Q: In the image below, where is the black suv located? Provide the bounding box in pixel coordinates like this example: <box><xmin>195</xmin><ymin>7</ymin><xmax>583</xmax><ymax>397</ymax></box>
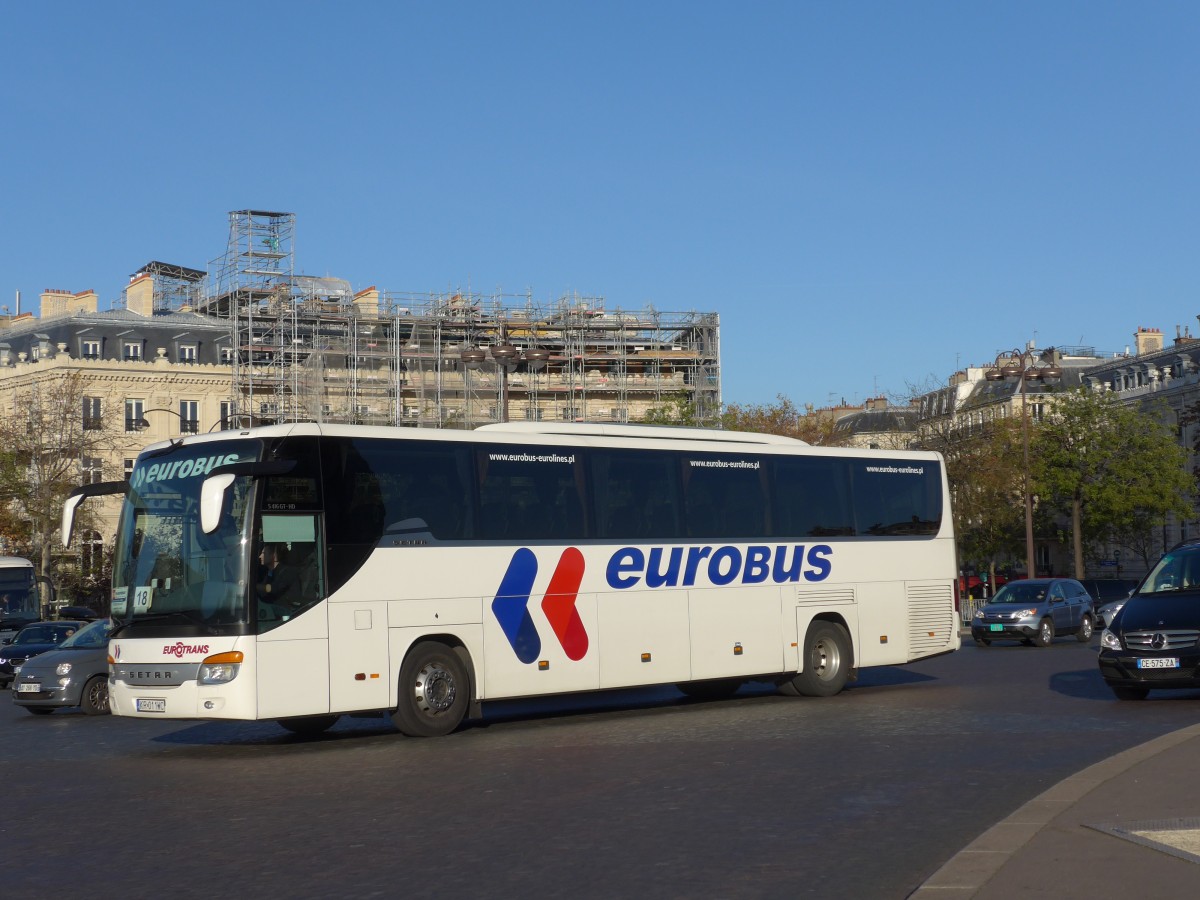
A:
<box><xmin>1099</xmin><ymin>540</ymin><xmax>1200</xmax><ymax>700</ymax></box>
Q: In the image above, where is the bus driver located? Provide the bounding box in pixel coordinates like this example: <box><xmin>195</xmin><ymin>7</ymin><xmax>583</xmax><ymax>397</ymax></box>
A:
<box><xmin>256</xmin><ymin>543</ymin><xmax>299</xmax><ymax>607</ymax></box>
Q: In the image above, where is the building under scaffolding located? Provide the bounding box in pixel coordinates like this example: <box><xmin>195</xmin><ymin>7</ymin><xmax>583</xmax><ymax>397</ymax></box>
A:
<box><xmin>199</xmin><ymin>210</ymin><xmax>722</xmax><ymax>428</ymax></box>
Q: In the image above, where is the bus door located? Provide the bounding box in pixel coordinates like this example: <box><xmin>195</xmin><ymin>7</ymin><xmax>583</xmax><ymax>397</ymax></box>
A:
<box><xmin>255</xmin><ymin>512</ymin><xmax>334</xmax><ymax>719</ymax></box>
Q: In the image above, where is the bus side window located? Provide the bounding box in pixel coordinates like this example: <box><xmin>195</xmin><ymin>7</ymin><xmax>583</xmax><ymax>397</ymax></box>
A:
<box><xmin>771</xmin><ymin>457</ymin><xmax>854</xmax><ymax>538</ymax></box>
<box><xmin>591</xmin><ymin>449</ymin><xmax>680</xmax><ymax>541</ymax></box>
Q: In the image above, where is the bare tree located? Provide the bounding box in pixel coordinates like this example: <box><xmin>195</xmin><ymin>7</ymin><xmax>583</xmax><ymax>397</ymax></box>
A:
<box><xmin>0</xmin><ymin>372</ymin><xmax>122</xmax><ymax>578</ymax></box>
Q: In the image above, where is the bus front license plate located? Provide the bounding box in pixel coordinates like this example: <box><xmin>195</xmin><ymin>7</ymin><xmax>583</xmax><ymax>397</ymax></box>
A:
<box><xmin>136</xmin><ymin>698</ymin><xmax>167</xmax><ymax>713</ymax></box>
<box><xmin>1137</xmin><ymin>658</ymin><xmax>1179</xmax><ymax>669</ymax></box>
<box><xmin>989</xmin><ymin>624</ymin><xmax>1003</xmax><ymax>632</ymax></box>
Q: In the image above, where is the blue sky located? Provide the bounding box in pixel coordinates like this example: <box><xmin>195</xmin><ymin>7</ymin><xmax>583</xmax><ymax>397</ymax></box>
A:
<box><xmin>3</xmin><ymin>2</ymin><xmax>1197</xmax><ymax>407</ymax></box>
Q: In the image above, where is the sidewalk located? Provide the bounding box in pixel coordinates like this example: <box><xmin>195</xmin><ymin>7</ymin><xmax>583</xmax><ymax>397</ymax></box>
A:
<box><xmin>912</xmin><ymin>722</ymin><xmax>1200</xmax><ymax>898</ymax></box>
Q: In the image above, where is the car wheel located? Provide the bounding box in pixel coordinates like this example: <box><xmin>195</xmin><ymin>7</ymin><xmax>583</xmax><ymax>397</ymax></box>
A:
<box><xmin>391</xmin><ymin>641</ymin><xmax>471</xmax><ymax>737</ymax></box>
<box><xmin>1111</xmin><ymin>685</ymin><xmax>1149</xmax><ymax>701</ymax></box>
<box><xmin>785</xmin><ymin>621</ymin><xmax>852</xmax><ymax>697</ymax></box>
<box><xmin>81</xmin><ymin>675</ymin><xmax>110</xmax><ymax>715</ymax></box>
<box><xmin>1035</xmin><ymin>619</ymin><xmax>1054</xmax><ymax>647</ymax></box>
<box><xmin>25</xmin><ymin>707</ymin><xmax>54</xmax><ymax>716</ymax></box>
<box><xmin>679</xmin><ymin>678</ymin><xmax>743</xmax><ymax>700</ymax></box>
<box><xmin>278</xmin><ymin>715</ymin><xmax>341</xmax><ymax>736</ymax></box>
<box><xmin>1076</xmin><ymin>615</ymin><xmax>1095</xmax><ymax>643</ymax></box>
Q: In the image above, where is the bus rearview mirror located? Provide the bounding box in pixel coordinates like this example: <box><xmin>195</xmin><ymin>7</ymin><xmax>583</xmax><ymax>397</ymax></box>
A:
<box><xmin>200</xmin><ymin>473</ymin><xmax>238</xmax><ymax>534</ymax></box>
<box><xmin>61</xmin><ymin>480</ymin><xmax>130</xmax><ymax>548</ymax></box>
<box><xmin>61</xmin><ymin>494</ymin><xmax>85</xmax><ymax>548</ymax></box>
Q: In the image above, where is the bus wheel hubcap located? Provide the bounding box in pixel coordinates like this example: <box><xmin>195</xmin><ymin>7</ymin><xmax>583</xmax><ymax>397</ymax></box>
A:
<box><xmin>415</xmin><ymin>664</ymin><xmax>456</xmax><ymax>714</ymax></box>
<box><xmin>814</xmin><ymin>640</ymin><xmax>839</xmax><ymax>680</ymax></box>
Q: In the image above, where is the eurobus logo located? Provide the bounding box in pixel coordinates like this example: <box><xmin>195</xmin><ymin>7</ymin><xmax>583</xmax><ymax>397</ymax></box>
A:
<box><xmin>492</xmin><ymin>548</ymin><xmax>587</xmax><ymax>665</ymax></box>
<box><xmin>492</xmin><ymin>544</ymin><xmax>834</xmax><ymax>664</ymax></box>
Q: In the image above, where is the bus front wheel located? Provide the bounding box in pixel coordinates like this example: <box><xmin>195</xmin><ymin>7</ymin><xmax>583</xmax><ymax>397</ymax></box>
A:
<box><xmin>787</xmin><ymin>621</ymin><xmax>852</xmax><ymax>698</ymax></box>
<box><xmin>392</xmin><ymin>641</ymin><xmax>470</xmax><ymax>737</ymax></box>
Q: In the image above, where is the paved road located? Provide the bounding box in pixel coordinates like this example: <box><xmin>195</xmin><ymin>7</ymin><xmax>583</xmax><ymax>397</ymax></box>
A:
<box><xmin>4</xmin><ymin>637</ymin><xmax>1199</xmax><ymax>899</ymax></box>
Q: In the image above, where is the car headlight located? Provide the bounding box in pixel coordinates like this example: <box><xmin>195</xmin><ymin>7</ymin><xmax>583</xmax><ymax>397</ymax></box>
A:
<box><xmin>56</xmin><ymin>662</ymin><xmax>72</xmax><ymax>676</ymax></box>
<box><xmin>198</xmin><ymin>651</ymin><xmax>244</xmax><ymax>685</ymax></box>
<box><xmin>1100</xmin><ymin>629</ymin><xmax>1122</xmax><ymax>651</ymax></box>
<box><xmin>1013</xmin><ymin>608</ymin><xmax>1038</xmax><ymax>619</ymax></box>
<box><xmin>973</xmin><ymin>609</ymin><xmax>983</xmax><ymax>619</ymax></box>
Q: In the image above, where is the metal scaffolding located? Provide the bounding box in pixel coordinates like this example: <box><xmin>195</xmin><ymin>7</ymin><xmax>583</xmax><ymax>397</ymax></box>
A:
<box><xmin>202</xmin><ymin>210</ymin><xmax>721</xmax><ymax>428</ymax></box>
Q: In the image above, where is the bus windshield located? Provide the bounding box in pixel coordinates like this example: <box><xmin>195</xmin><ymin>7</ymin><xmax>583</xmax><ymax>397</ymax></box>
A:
<box><xmin>0</xmin><ymin>561</ymin><xmax>39</xmax><ymax>621</ymax></box>
<box><xmin>112</xmin><ymin>440</ymin><xmax>261</xmax><ymax>631</ymax></box>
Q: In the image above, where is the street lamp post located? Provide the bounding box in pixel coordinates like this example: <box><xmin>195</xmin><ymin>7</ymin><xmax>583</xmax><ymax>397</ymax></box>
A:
<box><xmin>985</xmin><ymin>347</ymin><xmax>1062</xmax><ymax>579</ymax></box>
<box><xmin>489</xmin><ymin>343</ymin><xmax>520</xmax><ymax>423</ymax></box>
<box><xmin>137</xmin><ymin>407</ymin><xmax>190</xmax><ymax>434</ymax></box>
<box><xmin>461</xmin><ymin>343</ymin><xmax>523</xmax><ymax>424</ymax></box>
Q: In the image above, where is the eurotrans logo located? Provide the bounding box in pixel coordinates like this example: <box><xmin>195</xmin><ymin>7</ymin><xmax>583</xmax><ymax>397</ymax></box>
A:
<box><xmin>162</xmin><ymin>642</ymin><xmax>210</xmax><ymax>658</ymax></box>
<box><xmin>492</xmin><ymin>544</ymin><xmax>833</xmax><ymax>664</ymax></box>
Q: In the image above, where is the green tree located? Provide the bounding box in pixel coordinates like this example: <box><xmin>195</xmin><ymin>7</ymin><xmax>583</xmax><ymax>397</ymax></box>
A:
<box><xmin>1032</xmin><ymin>388</ymin><xmax>1194</xmax><ymax>578</ymax></box>
<box><xmin>917</xmin><ymin>411</ymin><xmax>1026</xmax><ymax>585</ymax></box>
<box><xmin>721</xmin><ymin>394</ymin><xmax>847</xmax><ymax>445</ymax></box>
<box><xmin>641</xmin><ymin>393</ymin><xmax>711</xmax><ymax>427</ymax></box>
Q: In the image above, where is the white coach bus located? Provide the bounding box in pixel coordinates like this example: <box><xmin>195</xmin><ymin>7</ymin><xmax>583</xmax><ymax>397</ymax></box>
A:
<box><xmin>62</xmin><ymin>422</ymin><xmax>959</xmax><ymax>736</ymax></box>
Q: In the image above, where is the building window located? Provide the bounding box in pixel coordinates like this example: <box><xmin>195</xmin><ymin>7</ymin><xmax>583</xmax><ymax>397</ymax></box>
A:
<box><xmin>178</xmin><ymin>344</ymin><xmax>197</xmax><ymax>363</ymax></box>
<box><xmin>123</xmin><ymin>342</ymin><xmax>142</xmax><ymax>361</ymax></box>
<box><xmin>220</xmin><ymin>347</ymin><xmax>234</xmax><ymax>364</ymax></box>
<box><xmin>124</xmin><ymin>458</ymin><xmax>135</xmax><ymax>480</ymax></box>
<box><xmin>82</xmin><ymin>396</ymin><xmax>102</xmax><ymax>430</ymax></box>
<box><xmin>81</xmin><ymin>339</ymin><xmax>100</xmax><ymax>360</ymax></box>
<box><xmin>180</xmin><ymin>400</ymin><xmax>199</xmax><ymax>434</ymax></box>
<box><xmin>81</xmin><ymin>456</ymin><xmax>104</xmax><ymax>485</ymax></box>
<box><xmin>220</xmin><ymin>400</ymin><xmax>234</xmax><ymax>430</ymax></box>
<box><xmin>125</xmin><ymin>399</ymin><xmax>145</xmax><ymax>432</ymax></box>
<box><xmin>81</xmin><ymin>530</ymin><xmax>105</xmax><ymax>578</ymax></box>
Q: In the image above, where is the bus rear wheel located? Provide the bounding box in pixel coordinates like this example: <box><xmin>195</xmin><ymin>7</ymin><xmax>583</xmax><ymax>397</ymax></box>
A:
<box><xmin>392</xmin><ymin>641</ymin><xmax>470</xmax><ymax>737</ymax></box>
<box><xmin>786</xmin><ymin>621</ymin><xmax>852</xmax><ymax>697</ymax></box>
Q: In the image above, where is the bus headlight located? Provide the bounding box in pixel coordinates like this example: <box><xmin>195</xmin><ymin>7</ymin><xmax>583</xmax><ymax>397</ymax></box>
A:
<box><xmin>199</xmin><ymin>651</ymin><xmax>244</xmax><ymax>685</ymax></box>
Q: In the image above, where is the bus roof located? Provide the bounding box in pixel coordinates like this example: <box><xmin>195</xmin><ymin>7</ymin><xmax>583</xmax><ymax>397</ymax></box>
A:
<box><xmin>0</xmin><ymin>556</ymin><xmax>33</xmax><ymax>569</ymax></box>
<box><xmin>138</xmin><ymin>421</ymin><xmax>945</xmax><ymax>461</ymax></box>
<box><xmin>475</xmin><ymin>422</ymin><xmax>807</xmax><ymax>446</ymax></box>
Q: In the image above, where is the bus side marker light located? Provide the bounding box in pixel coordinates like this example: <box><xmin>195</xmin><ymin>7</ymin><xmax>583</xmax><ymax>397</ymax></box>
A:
<box><xmin>880</xmin><ymin>636</ymin><xmax>888</xmax><ymax>644</ymax></box>
<box><xmin>538</xmin><ymin>660</ymin><xmax>550</xmax><ymax>671</ymax></box>
<box><xmin>641</xmin><ymin>652</ymin><xmax>652</xmax><ymax>663</ymax></box>
<box><xmin>733</xmin><ymin>643</ymin><xmax>743</xmax><ymax>656</ymax></box>
<box><xmin>355</xmin><ymin>673</ymin><xmax>365</xmax><ymax>681</ymax></box>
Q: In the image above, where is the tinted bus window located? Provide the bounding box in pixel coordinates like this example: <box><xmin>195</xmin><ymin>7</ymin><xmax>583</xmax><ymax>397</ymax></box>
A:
<box><xmin>322</xmin><ymin>439</ymin><xmax>473</xmax><ymax>590</ymax></box>
<box><xmin>771</xmin><ymin>457</ymin><xmax>855</xmax><ymax>537</ymax></box>
<box><xmin>681</xmin><ymin>453</ymin><xmax>767</xmax><ymax>539</ymax></box>
<box><xmin>476</xmin><ymin>445</ymin><xmax>587</xmax><ymax>541</ymax></box>
<box><xmin>850</xmin><ymin>458</ymin><xmax>942</xmax><ymax>536</ymax></box>
<box><xmin>591</xmin><ymin>450</ymin><xmax>681</xmax><ymax>540</ymax></box>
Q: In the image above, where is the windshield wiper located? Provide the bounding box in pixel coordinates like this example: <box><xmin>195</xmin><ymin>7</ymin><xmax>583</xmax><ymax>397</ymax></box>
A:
<box><xmin>110</xmin><ymin>610</ymin><xmax>212</xmax><ymax>637</ymax></box>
